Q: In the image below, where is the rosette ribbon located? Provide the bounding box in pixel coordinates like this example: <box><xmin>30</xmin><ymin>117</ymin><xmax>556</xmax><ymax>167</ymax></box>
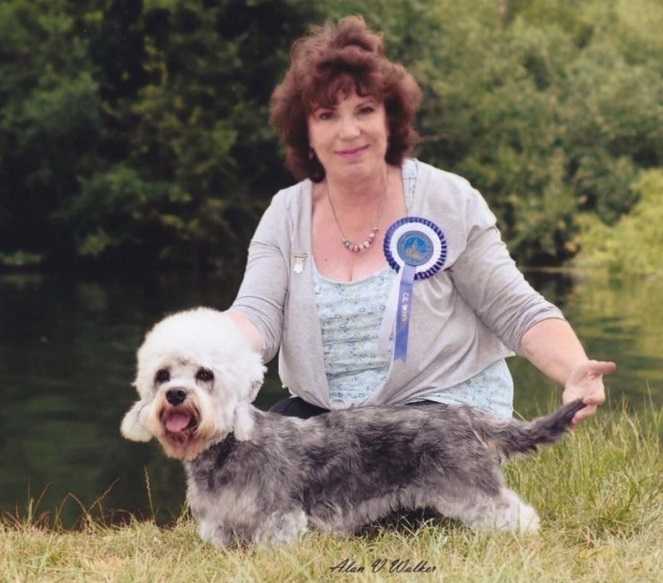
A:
<box><xmin>380</xmin><ymin>217</ymin><xmax>447</xmax><ymax>361</ymax></box>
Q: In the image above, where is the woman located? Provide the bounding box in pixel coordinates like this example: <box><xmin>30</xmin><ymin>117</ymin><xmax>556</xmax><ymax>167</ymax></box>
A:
<box><xmin>228</xmin><ymin>16</ymin><xmax>615</xmax><ymax>423</ymax></box>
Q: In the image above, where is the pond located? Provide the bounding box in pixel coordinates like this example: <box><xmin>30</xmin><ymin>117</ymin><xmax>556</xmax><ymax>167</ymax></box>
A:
<box><xmin>1</xmin><ymin>269</ymin><xmax>661</xmax><ymax>528</ymax></box>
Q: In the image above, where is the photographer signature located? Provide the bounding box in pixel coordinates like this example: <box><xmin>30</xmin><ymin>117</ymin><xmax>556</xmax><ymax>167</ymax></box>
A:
<box><xmin>330</xmin><ymin>557</ymin><xmax>436</xmax><ymax>575</ymax></box>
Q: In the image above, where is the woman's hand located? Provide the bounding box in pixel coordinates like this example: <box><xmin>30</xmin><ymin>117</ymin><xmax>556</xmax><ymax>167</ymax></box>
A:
<box><xmin>520</xmin><ymin>320</ymin><xmax>617</xmax><ymax>425</ymax></box>
<box><xmin>562</xmin><ymin>360</ymin><xmax>617</xmax><ymax>426</ymax></box>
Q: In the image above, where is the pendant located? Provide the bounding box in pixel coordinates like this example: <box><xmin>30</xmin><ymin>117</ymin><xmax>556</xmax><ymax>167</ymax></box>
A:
<box><xmin>342</xmin><ymin>227</ymin><xmax>379</xmax><ymax>253</ymax></box>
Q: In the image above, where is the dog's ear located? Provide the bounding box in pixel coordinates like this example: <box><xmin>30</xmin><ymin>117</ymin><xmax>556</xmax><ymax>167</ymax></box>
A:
<box><xmin>120</xmin><ymin>400</ymin><xmax>153</xmax><ymax>442</ymax></box>
<box><xmin>221</xmin><ymin>348</ymin><xmax>266</xmax><ymax>404</ymax></box>
<box><xmin>246</xmin><ymin>359</ymin><xmax>267</xmax><ymax>403</ymax></box>
<box><xmin>233</xmin><ymin>401</ymin><xmax>256</xmax><ymax>441</ymax></box>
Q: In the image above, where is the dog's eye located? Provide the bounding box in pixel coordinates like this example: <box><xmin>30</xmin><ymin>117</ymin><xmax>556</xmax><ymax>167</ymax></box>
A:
<box><xmin>196</xmin><ymin>368</ymin><xmax>214</xmax><ymax>383</ymax></box>
<box><xmin>155</xmin><ymin>369</ymin><xmax>170</xmax><ymax>384</ymax></box>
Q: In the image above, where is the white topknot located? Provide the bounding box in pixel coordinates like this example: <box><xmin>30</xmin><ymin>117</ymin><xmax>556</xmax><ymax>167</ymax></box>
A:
<box><xmin>133</xmin><ymin>307</ymin><xmax>264</xmax><ymax>403</ymax></box>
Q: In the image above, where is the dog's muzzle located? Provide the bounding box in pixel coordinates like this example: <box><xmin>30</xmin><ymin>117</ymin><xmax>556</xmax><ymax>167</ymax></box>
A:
<box><xmin>160</xmin><ymin>390</ymin><xmax>200</xmax><ymax>446</ymax></box>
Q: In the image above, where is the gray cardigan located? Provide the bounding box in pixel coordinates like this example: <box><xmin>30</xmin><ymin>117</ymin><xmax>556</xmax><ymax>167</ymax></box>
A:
<box><xmin>232</xmin><ymin>160</ymin><xmax>564</xmax><ymax>409</ymax></box>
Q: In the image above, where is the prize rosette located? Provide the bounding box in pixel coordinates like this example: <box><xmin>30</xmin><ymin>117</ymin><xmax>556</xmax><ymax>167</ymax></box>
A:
<box><xmin>381</xmin><ymin>217</ymin><xmax>447</xmax><ymax>361</ymax></box>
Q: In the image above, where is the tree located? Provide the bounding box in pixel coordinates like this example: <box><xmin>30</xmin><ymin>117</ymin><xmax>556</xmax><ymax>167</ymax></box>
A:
<box><xmin>0</xmin><ymin>0</ymin><xmax>102</xmax><ymax>264</ymax></box>
<box><xmin>2</xmin><ymin>0</ymin><xmax>320</xmax><ymax>270</ymax></box>
<box><xmin>61</xmin><ymin>0</ymin><xmax>322</xmax><ymax>270</ymax></box>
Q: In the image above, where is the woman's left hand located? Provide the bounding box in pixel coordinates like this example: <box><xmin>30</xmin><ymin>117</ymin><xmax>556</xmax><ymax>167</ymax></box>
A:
<box><xmin>562</xmin><ymin>360</ymin><xmax>617</xmax><ymax>426</ymax></box>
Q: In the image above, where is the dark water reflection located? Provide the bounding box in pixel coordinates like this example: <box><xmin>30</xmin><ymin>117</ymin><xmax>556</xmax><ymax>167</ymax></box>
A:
<box><xmin>1</xmin><ymin>269</ymin><xmax>661</xmax><ymax>528</ymax></box>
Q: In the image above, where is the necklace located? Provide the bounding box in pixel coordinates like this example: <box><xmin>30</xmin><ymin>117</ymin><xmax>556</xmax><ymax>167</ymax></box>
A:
<box><xmin>327</xmin><ymin>171</ymin><xmax>387</xmax><ymax>253</ymax></box>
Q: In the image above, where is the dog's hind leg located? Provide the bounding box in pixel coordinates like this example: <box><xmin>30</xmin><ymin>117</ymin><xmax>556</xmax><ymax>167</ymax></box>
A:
<box><xmin>475</xmin><ymin>488</ymin><xmax>540</xmax><ymax>533</ymax></box>
<box><xmin>431</xmin><ymin>487</ymin><xmax>540</xmax><ymax>534</ymax></box>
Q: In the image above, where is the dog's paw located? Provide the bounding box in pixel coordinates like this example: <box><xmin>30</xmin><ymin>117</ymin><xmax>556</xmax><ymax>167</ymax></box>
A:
<box><xmin>515</xmin><ymin>504</ymin><xmax>540</xmax><ymax>534</ymax></box>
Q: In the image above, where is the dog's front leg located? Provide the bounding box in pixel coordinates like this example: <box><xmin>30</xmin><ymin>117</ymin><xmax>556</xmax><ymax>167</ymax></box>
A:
<box><xmin>198</xmin><ymin>518</ymin><xmax>233</xmax><ymax>548</ymax></box>
<box><xmin>254</xmin><ymin>508</ymin><xmax>309</xmax><ymax>546</ymax></box>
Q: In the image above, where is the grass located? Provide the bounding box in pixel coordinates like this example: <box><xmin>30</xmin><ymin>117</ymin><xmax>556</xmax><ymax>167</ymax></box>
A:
<box><xmin>2</xmin><ymin>404</ymin><xmax>663</xmax><ymax>583</ymax></box>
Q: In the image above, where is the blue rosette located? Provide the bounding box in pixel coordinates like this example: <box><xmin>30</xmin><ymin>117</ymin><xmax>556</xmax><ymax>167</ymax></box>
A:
<box><xmin>381</xmin><ymin>217</ymin><xmax>448</xmax><ymax>361</ymax></box>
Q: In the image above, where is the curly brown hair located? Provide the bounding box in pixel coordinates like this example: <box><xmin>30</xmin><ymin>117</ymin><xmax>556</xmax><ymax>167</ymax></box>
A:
<box><xmin>270</xmin><ymin>16</ymin><xmax>422</xmax><ymax>182</ymax></box>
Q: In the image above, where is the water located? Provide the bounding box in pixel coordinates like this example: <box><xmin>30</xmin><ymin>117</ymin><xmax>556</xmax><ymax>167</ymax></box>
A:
<box><xmin>1</xmin><ymin>269</ymin><xmax>661</xmax><ymax>528</ymax></box>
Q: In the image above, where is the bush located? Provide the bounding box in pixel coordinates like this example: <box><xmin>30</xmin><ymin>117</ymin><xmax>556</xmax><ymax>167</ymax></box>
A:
<box><xmin>574</xmin><ymin>169</ymin><xmax>663</xmax><ymax>275</ymax></box>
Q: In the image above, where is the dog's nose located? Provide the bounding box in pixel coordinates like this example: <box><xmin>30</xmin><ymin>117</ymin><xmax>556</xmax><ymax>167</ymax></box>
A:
<box><xmin>166</xmin><ymin>389</ymin><xmax>187</xmax><ymax>406</ymax></box>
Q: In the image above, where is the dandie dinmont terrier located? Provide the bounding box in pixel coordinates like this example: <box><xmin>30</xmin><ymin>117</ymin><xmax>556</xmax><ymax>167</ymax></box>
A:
<box><xmin>121</xmin><ymin>307</ymin><xmax>585</xmax><ymax>547</ymax></box>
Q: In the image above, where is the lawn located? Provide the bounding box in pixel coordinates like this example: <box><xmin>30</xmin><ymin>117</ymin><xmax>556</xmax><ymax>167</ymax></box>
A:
<box><xmin>3</xmin><ymin>404</ymin><xmax>662</xmax><ymax>582</ymax></box>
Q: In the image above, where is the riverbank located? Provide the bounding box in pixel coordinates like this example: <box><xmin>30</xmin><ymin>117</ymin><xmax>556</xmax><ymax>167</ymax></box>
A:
<box><xmin>3</xmin><ymin>405</ymin><xmax>662</xmax><ymax>582</ymax></box>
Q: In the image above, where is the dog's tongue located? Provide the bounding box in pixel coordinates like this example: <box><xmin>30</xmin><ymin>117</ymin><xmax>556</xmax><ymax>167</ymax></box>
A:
<box><xmin>166</xmin><ymin>412</ymin><xmax>191</xmax><ymax>432</ymax></box>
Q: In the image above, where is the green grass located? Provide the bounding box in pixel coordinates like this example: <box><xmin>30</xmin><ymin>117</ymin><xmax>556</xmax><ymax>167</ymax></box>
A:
<box><xmin>3</xmin><ymin>405</ymin><xmax>663</xmax><ymax>583</ymax></box>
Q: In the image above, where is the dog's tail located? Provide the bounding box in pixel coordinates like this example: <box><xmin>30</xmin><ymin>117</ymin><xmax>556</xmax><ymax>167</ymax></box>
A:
<box><xmin>483</xmin><ymin>399</ymin><xmax>585</xmax><ymax>459</ymax></box>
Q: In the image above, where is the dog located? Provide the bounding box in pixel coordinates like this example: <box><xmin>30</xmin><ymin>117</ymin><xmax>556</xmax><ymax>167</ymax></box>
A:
<box><xmin>121</xmin><ymin>307</ymin><xmax>584</xmax><ymax>546</ymax></box>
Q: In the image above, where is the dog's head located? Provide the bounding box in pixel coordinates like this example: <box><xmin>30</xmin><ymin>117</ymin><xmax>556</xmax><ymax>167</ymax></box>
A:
<box><xmin>120</xmin><ymin>308</ymin><xmax>265</xmax><ymax>460</ymax></box>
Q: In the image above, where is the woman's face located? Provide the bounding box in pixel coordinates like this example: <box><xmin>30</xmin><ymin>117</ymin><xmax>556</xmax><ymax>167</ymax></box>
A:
<box><xmin>308</xmin><ymin>89</ymin><xmax>389</xmax><ymax>183</ymax></box>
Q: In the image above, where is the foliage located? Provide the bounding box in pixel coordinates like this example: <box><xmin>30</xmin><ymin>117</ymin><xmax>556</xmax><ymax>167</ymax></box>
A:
<box><xmin>0</xmin><ymin>0</ymin><xmax>102</xmax><ymax>261</ymax></box>
<box><xmin>1</xmin><ymin>0</ymin><xmax>662</xmax><ymax>269</ymax></box>
<box><xmin>79</xmin><ymin>0</ymin><xmax>320</xmax><ymax>269</ymax></box>
<box><xmin>414</xmin><ymin>0</ymin><xmax>663</xmax><ymax>262</ymax></box>
<box><xmin>573</xmin><ymin>169</ymin><xmax>663</xmax><ymax>275</ymax></box>
<box><xmin>0</xmin><ymin>250</ymin><xmax>43</xmax><ymax>267</ymax></box>
<box><xmin>1</xmin><ymin>0</ymin><xmax>319</xmax><ymax>270</ymax></box>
